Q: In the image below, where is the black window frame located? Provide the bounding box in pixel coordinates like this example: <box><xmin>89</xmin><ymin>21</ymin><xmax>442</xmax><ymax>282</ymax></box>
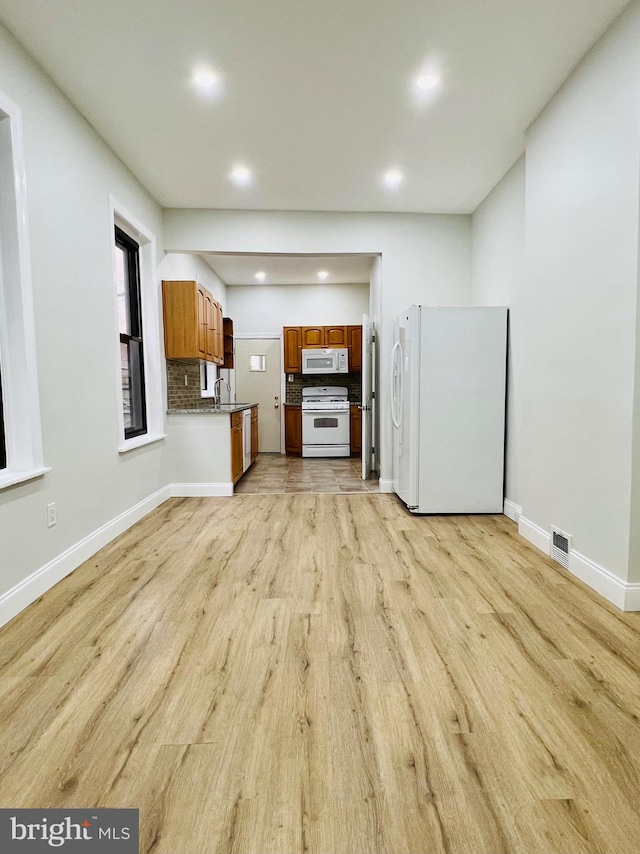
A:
<box><xmin>115</xmin><ymin>225</ymin><xmax>147</xmax><ymax>440</ymax></box>
<box><xmin>0</xmin><ymin>363</ymin><xmax>6</xmax><ymax>470</ymax></box>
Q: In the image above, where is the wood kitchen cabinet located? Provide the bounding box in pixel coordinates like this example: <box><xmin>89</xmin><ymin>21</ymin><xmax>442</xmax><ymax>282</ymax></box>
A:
<box><xmin>283</xmin><ymin>326</ymin><xmax>302</xmax><ymax>372</ymax></box>
<box><xmin>204</xmin><ymin>290</ymin><xmax>215</xmax><ymax>361</ymax></box>
<box><xmin>324</xmin><ymin>326</ymin><xmax>347</xmax><ymax>347</ymax></box>
<box><xmin>214</xmin><ymin>303</ymin><xmax>224</xmax><ymax>365</ymax></box>
<box><xmin>350</xmin><ymin>404</ymin><xmax>362</xmax><ymax>456</ymax></box>
<box><xmin>300</xmin><ymin>326</ymin><xmax>325</xmax><ymax>348</ymax></box>
<box><xmin>223</xmin><ymin>317</ymin><xmax>234</xmax><ymax>368</ymax></box>
<box><xmin>251</xmin><ymin>406</ymin><xmax>259</xmax><ymax>462</ymax></box>
<box><xmin>231</xmin><ymin>411</ymin><xmax>244</xmax><ymax>484</ymax></box>
<box><xmin>347</xmin><ymin>325</ymin><xmax>362</xmax><ymax>371</ymax></box>
<box><xmin>300</xmin><ymin>325</ymin><xmax>347</xmax><ymax>348</ymax></box>
<box><xmin>282</xmin><ymin>324</ymin><xmax>362</xmax><ymax>373</ymax></box>
<box><xmin>162</xmin><ymin>279</ymin><xmax>224</xmax><ymax>364</ymax></box>
<box><xmin>284</xmin><ymin>405</ymin><xmax>302</xmax><ymax>455</ymax></box>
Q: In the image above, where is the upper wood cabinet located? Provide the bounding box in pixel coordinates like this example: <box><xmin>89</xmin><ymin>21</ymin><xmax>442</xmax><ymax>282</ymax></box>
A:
<box><xmin>204</xmin><ymin>290</ymin><xmax>215</xmax><ymax>361</ymax></box>
<box><xmin>223</xmin><ymin>317</ymin><xmax>234</xmax><ymax>369</ymax></box>
<box><xmin>163</xmin><ymin>280</ymin><xmax>224</xmax><ymax>364</ymax></box>
<box><xmin>282</xmin><ymin>323</ymin><xmax>363</xmax><ymax>373</ymax></box>
<box><xmin>324</xmin><ymin>326</ymin><xmax>347</xmax><ymax>347</ymax></box>
<box><xmin>300</xmin><ymin>325</ymin><xmax>347</xmax><ymax>348</ymax></box>
<box><xmin>212</xmin><ymin>301</ymin><xmax>223</xmax><ymax>365</ymax></box>
<box><xmin>347</xmin><ymin>325</ymin><xmax>362</xmax><ymax>371</ymax></box>
<box><xmin>301</xmin><ymin>326</ymin><xmax>324</xmax><ymax>348</ymax></box>
<box><xmin>283</xmin><ymin>326</ymin><xmax>302</xmax><ymax>372</ymax></box>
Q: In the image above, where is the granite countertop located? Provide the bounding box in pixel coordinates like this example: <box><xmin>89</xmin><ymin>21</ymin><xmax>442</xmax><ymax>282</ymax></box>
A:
<box><xmin>167</xmin><ymin>403</ymin><xmax>258</xmax><ymax>414</ymax></box>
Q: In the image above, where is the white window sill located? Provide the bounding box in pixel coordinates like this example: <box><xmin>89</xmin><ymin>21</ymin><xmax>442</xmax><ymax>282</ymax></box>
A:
<box><xmin>0</xmin><ymin>466</ymin><xmax>51</xmax><ymax>491</ymax></box>
<box><xmin>118</xmin><ymin>433</ymin><xmax>167</xmax><ymax>454</ymax></box>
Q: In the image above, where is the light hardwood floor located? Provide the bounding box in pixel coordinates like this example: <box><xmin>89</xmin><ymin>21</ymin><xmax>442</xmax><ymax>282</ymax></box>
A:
<box><xmin>1</xmin><ymin>494</ymin><xmax>640</xmax><ymax>853</ymax></box>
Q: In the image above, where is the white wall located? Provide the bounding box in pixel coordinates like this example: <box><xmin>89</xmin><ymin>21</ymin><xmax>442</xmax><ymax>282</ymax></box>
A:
<box><xmin>160</xmin><ymin>253</ymin><xmax>228</xmax><ymax>309</ymax></box>
<box><xmin>521</xmin><ymin>0</ymin><xmax>640</xmax><ymax>586</ymax></box>
<box><xmin>0</xmin><ymin>22</ymin><xmax>166</xmax><ymax>605</ymax></box>
<box><xmin>471</xmin><ymin>157</ymin><xmax>525</xmax><ymax>511</ymax></box>
<box><xmin>228</xmin><ymin>282</ymin><xmax>369</xmax><ymax>333</ymax></box>
<box><xmin>163</xmin><ymin>210</ymin><xmax>472</xmax><ymax>483</ymax></box>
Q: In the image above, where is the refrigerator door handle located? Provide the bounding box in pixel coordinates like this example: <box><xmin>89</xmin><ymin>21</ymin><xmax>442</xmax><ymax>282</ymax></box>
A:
<box><xmin>390</xmin><ymin>340</ymin><xmax>402</xmax><ymax>429</ymax></box>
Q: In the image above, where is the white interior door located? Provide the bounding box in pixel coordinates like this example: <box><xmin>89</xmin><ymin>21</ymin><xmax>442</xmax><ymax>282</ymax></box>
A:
<box><xmin>361</xmin><ymin>313</ymin><xmax>374</xmax><ymax>479</ymax></box>
<box><xmin>234</xmin><ymin>338</ymin><xmax>281</xmax><ymax>452</ymax></box>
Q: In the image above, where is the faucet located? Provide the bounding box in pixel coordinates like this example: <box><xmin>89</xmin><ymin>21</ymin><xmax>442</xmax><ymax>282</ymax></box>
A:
<box><xmin>213</xmin><ymin>376</ymin><xmax>231</xmax><ymax>408</ymax></box>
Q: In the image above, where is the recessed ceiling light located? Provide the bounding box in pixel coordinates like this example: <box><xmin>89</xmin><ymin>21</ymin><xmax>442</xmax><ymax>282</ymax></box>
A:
<box><xmin>193</xmin><ymin>70</ymin><xmax>218</xmax><ymax>89</ymax></box>
<box><xmin>383</xmin><ymin>169</ymin><xmax>403</xmax><ymax>189</ymax></box>
<box><xmin>317</xmin><ymin>270</ymin><xmax>329</xmax><ymax>280</ymax></box>
<box><xmin>416</xmin><ymin>74</ymin><xmax>440</xmax><ymax>91</ymax></box>
<box><xmin>255</xmin><ymin>271</ymin><xmax>266</xmax><ymax>281</ymax></box>
<box><xmin>230</xmin><ymin>165</ymin><xmax>252</xmax><ymax>186</ymax></box>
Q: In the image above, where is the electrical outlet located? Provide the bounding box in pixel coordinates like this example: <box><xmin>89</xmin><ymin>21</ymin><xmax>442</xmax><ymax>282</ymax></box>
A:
<box><xmin>288</xmin><ymin>374</ymin><xmax>294</xmax><ymax>382</ymax></box>
<box><xmin>47</xmin><ymin>502</ymin><xmax>57</xmax><ymax>527</ymax></box>
<box><xmin>184</xmin><ymin>373</ymin><xmax>188</xmax><ymax>386</ymax></box>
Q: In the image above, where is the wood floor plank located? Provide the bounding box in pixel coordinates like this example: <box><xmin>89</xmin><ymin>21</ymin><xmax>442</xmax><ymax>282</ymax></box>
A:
<box><xmin>2</xmin><ymin>493</ymin><xmax>640</xmax><ymax>852</ymax></box>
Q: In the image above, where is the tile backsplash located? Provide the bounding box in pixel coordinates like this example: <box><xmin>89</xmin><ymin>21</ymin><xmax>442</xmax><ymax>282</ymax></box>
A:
<box><xmin>167</xmin><ymin>360</ymin><xmax>362</xmax><ymax>408</ymax></box>
<box><xmin>166</xmin><ymin>359</ymin><xmax>208</xmax><ymax>409</ymax></box>
<box><xmin>284</xmin><ymin>373</ymin><xmax>361</xmax><ymax>404</ymax></box>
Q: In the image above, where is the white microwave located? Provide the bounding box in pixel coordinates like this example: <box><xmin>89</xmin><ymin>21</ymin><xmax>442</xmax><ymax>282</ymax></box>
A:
<box><xmin>301</xmin><ymin>348</ymin><xmax>349</xmax><ymax>374</ymax></box>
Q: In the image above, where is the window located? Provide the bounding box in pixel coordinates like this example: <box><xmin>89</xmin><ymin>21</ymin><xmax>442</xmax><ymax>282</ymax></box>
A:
<box><xmin>249</xmin><ymin>354</ymin><xmax>266</xmax><ymax>372</ymax></box>
<box><xmin>0</xmin><ymin>90</ymin><xmax>47</xmax><ymax>489</ymax></box>
<box><xmin>110</xmin><ymin>197</ymin><xmax>164</xmax><ymax>453</ymax></box>
<box><xmin>0</xmin><ymin>365</ymin><xmax>6</xmax><ymax>470</ymax></box>
<box><xmin>115</xmin><ymin>226</ymin><xmax>147</xmax><ymax>439</ymax></box>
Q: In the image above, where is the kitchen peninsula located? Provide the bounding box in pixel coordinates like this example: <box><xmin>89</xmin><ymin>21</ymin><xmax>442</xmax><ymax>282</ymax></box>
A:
<box><xmin>166</xmin><ymin>404</ymin><xmax>259</xmax><ymax>493</ymax></box>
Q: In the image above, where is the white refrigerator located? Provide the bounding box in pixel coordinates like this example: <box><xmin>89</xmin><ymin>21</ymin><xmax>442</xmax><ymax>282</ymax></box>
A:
<box><xmin>391</xmin><ymin>306</ymin><xmax>507</xmax><ymax>514</ymax></box>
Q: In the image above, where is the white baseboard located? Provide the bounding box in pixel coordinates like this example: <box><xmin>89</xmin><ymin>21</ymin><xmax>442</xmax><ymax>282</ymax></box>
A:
<box><xmin>623</xmin><ymin>583</ymin><xmax>640</xmax><ymax>611</ymax></box>
<box><xmin>0</xmin><ymin>486</ymin><xmax>171</xmax><ymax>629</ymax></box>
<box><xmin>569</xmin><ymin>549</ymin><xmax>628</xmax><ymax>610</ymax></box>
<box><xmin>170</xmin><ymin>482</ymin><xmax>234</xmax><ymax>497</ymax></box>
<box><xmin>503</xmin><ymin>499</ymin><xmax>522</xmax><ymax>522</ymax></box>
<box><xmin>518</xmin><ymin>515</ymin><xmax>550</xmax><ymax>554</ymax></box>
<box><xmin>518</xmin><ymin>514</ymin><xmax>639</xmax><ymax>611</ymax></box>
<box><xmin>378</xmin><ymin>479</ymin><xmax>394</xmax><ymax>494</ymax></box>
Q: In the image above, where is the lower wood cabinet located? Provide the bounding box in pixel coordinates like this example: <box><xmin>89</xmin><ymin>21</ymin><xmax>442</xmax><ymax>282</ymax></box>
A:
<box><xmin>284</xmin><ymin>405</ymin><xmax>302</xmax><ymax>455</ymax></box>
<box><xmin>231</xmin><ymin>411</ymin><xmax>244</xmax><ymax>483</ymax></box>
<box><xmin>350</xmin><ymin>404</ymin><xmax>361</xmax><ymax>456</ymax></box>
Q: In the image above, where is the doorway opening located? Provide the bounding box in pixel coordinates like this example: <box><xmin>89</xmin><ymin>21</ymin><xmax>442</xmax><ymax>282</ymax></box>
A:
<box><xmin>161</xmin><ymin>250</ymin><xmax>380</xmax><ymax>478</ymax></box>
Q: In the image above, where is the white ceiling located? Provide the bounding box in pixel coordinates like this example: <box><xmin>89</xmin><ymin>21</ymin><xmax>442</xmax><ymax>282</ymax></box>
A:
<box><xmin>0</xmin><ymin>0</ymin><xmax>630</xmax><ymax>214</ymax></box>
<box><xmin>201</xmin><ymin>253</ymin><xmax>375</xmax><ymax>286</ymax></box>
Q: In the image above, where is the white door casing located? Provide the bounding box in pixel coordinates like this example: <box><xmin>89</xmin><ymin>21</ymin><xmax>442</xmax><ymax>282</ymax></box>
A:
<box><xmin>361</xmin><ymin>313</ymin><xmax>374</xmax><ymax>479</ymax></box>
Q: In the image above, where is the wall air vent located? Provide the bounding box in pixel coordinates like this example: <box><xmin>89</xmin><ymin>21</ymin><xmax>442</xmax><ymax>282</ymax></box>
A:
<box><xmin>551</xmin><ymin>527</ymin><xmax>572</xmax><ymax>569</ymax></box>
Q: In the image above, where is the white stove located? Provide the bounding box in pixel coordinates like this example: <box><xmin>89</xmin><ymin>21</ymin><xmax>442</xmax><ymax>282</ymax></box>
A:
<box><xmin>301</xmin><ymin>386</ymin><xmax>350</xmax><ymax>457</ymax></box>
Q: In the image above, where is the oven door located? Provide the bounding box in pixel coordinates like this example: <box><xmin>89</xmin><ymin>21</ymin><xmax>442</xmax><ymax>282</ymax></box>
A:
<box><xmin>302</xmin><ymin>409</ymin><xmax>350</xmax><ymax>446</ymax></box>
